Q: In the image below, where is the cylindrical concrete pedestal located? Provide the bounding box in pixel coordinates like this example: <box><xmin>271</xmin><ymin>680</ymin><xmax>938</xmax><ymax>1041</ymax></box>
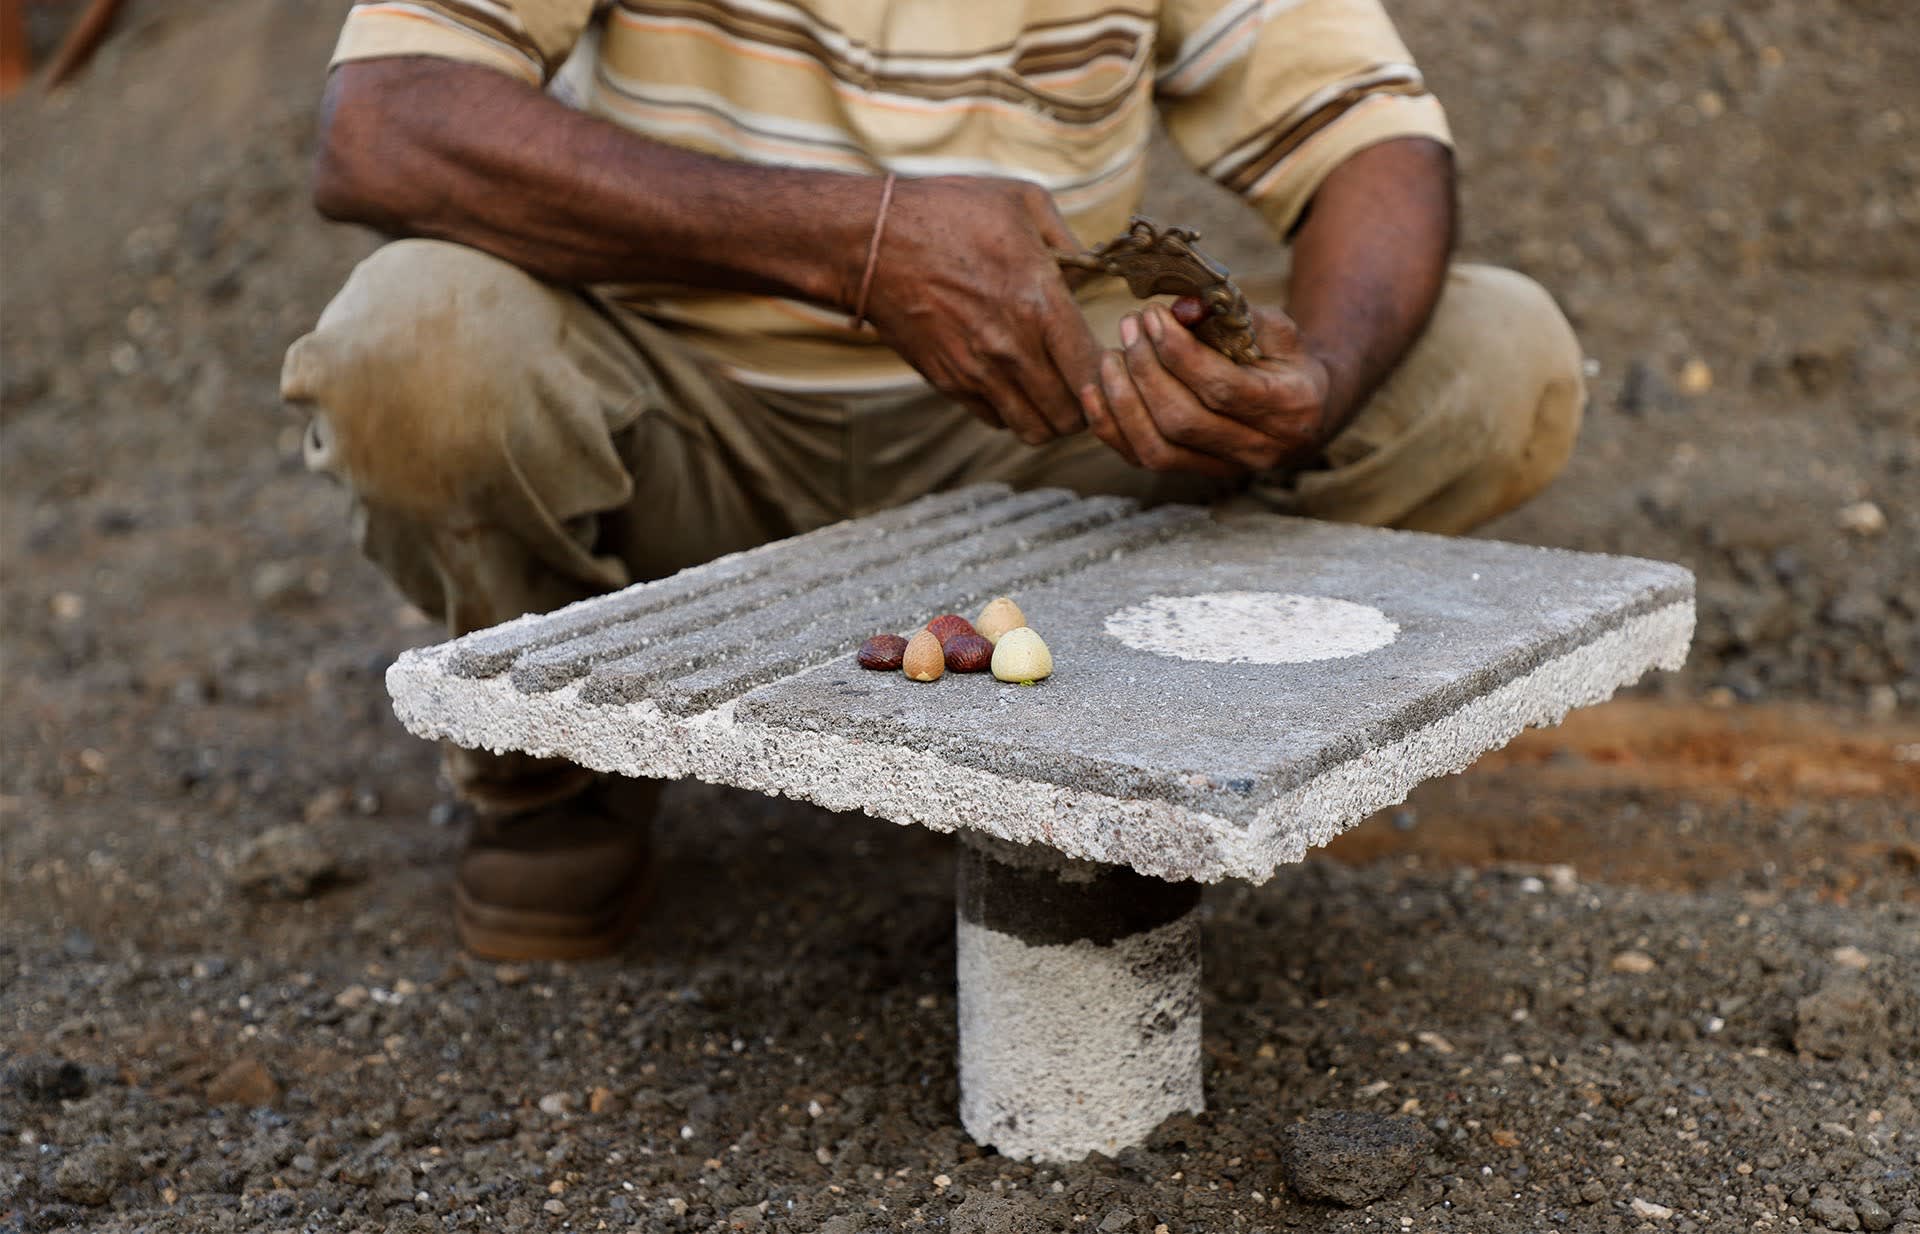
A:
<box><xmin>955</xmin><ymin>834</ymin><xmax>1204</xmax><ymax>1162</ymax></box>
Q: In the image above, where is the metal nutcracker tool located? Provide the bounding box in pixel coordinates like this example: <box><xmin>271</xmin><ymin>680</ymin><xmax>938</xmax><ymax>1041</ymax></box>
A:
<box><xmin>1054</xmin><ymin>215</ymin><xmax>1262</xmax><ymax>365</ymax></box>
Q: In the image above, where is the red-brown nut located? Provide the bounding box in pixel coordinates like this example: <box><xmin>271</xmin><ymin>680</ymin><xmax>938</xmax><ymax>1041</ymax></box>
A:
<box><xmin>856</xmin><ymin>633</ymin><xmax>908</xmax><ymax>671</ymax></box>
<box><xmin>943</xmin><ymin>632</ymin><xmax>993</xmax><ymax>672</ymax></box>
<box><xmin>925</xmin><ymin>614</ymin><xmax>978</xmax><ymax>647</ymax></box>
<box><xmin>902</xmin><ymin>630</ymin><xmax>946</xmax><ymax>682</ymax></box>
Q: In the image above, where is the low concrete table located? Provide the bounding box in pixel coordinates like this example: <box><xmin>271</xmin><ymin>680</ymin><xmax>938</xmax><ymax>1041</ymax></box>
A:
<box><xmin>388</xmin><ymin>484</ymin><xmax>1693</xmax><ymax>1162</ymax></box>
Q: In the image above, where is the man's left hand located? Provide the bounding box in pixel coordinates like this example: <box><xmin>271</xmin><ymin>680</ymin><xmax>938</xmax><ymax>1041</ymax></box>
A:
<box><xmin>1085</xmin><ymin>298</ymin><xmax>1335</xmax><ymax>477</ymax></box>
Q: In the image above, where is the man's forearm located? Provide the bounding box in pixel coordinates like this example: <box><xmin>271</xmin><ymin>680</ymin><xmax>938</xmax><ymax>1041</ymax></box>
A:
<box><xmin>313</xmin><ymin>56</ymin><xmax>1110</xmax><ymax>442</ymax></box>
<box><xmin>314</xmin><ymin>57</ymin><xmax>876</xmax><ymax>306</ymax></box>
<box><xmin>1284</xmin><ymin>137</ymin><xmax>1455</xmax><ymax>436</ymax></box>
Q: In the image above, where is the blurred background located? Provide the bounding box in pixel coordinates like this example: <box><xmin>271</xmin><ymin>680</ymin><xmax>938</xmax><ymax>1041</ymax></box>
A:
<box><xmin>3</xmin><ymin>2</ymin><xmax>1915</xmax><ymax>1231</ymax></box>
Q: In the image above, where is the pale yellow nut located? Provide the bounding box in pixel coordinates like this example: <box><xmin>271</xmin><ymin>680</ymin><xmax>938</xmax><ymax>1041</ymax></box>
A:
<box><xmin>990</xmin><ymin>627</ymin><xmax>1052</xmax><ymax>683</ymax></box>
<box><xmin>975</xmin><ymin>596</ymin><xmax>1027</xmax><ymax>645</ymax></box>
<box><xmin>902</xmin><ymin>629</ymin><xmax>946</xmax><ymax>682</ymax></box>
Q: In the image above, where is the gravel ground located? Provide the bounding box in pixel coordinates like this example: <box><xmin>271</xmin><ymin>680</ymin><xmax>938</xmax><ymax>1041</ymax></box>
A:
<box><xmin>2</xmin><ymin>1</ymin><xmax>1916</xmax><ymax>1231</ymax></box>
<box><xmin>6</xmin><ymin>790</ymin><xmax>1918</xmax><ymax>1233</ymax></box>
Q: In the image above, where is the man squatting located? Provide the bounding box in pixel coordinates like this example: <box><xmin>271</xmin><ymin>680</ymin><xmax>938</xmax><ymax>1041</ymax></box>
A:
<box><xmin>283</xmin><ymin>0</ymin><xmax>1585</xmax><ymax>959</ymax></box>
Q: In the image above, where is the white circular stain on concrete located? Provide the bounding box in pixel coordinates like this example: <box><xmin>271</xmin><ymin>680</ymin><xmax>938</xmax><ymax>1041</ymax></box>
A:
<box><xmin>1103</xmin><ymin>592</ymin><xmax>1398</xmax><ymax>665</ymax></box>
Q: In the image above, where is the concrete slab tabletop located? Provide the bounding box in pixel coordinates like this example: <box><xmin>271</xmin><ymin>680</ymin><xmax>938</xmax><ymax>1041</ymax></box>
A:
<box><xmin>387</xmin><ymin>485</ymin><xmax>1694</xmax><ymax>883</ymax></box>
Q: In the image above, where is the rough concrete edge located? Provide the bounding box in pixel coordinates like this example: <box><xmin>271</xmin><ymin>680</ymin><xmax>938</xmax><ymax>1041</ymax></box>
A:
<box><xmin>386</xmin><ymin>601</ymin><xmax>1693</xmax><ymax>883</ymax></box>
<box><xmin>1223</xmin><ymin>599</ymin><xmax>1697</xmax><ymax>874</ymax></box>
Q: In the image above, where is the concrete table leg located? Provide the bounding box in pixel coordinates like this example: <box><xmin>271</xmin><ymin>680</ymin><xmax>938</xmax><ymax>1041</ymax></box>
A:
<box><xmin>955</xmin><ymin>834</ymin><xmax>1204</xmax><ymax>1162</ymax></box>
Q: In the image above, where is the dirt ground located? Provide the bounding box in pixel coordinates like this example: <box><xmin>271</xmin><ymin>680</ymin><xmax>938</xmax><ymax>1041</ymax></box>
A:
<box><xmin>2</xmin><ymin>1</ymin><xmax>1916</xmax><ymax>1231</ymax></box>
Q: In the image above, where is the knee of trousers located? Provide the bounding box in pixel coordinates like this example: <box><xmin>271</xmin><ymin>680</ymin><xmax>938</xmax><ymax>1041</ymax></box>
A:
<box><xmin>1450</xmin><ymin>265</ymin><xmax>1588</xmax><ymax>503</ymax></box>
<box><xmin>281</xmin><ymin>239</ymin><xmax>579</xmax><ymax>523</ymax></box>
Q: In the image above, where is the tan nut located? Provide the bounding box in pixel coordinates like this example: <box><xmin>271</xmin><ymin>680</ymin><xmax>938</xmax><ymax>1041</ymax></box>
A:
<box><xmin>975</xmin><ymin>596</ymin><xmax>1027</xmax><ymax>645</ymax></box>
<box><xmin>902</xmin><ymin>629</ymin><xmax>946</xmax><ymax>682</ymax></box>
<box><xmin>989</xmin><ymin>627</ymin><xmax>1052</xmax><ymax>684</ymax></box>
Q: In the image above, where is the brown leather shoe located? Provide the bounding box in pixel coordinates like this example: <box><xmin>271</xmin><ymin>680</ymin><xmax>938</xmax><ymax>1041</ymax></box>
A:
<box><xmin>453</xmin><ymin>778</ymin><xmax>661</xmax><ymax>961</ymax></box>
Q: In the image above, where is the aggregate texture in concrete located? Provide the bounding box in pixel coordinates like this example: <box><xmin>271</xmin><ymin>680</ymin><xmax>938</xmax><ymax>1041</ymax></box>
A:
<box><xmin>955</xmin><ymin>834</ymin><xmax>1204</xmax><ymax>1162</ymax></box>
<box><xmin>388</xmin><ymin>484</ymin><xmax>1695</xmax><ymax>883</ymax></box>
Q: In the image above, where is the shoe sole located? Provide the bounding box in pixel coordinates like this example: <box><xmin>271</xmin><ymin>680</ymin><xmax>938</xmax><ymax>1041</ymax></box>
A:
<box><xmin>453</xmin><ymin>858</ymin><xmax>653</xmax><ymax>963</ymax></box>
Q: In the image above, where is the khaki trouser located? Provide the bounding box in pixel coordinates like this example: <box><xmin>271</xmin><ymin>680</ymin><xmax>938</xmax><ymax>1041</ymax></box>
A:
<box><xmin>283</xmin><ymin>239</ymin><xmax>1585</xmax><ymax>812</ymax></box>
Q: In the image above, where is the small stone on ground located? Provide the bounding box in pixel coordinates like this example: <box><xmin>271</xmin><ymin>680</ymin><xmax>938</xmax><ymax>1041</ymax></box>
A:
<box><xmin>205</xmin><ymin>1056</ymin><xmax>279</xmax><ymax>1106</ymax></box>
<box><xmin>1794</xmin><ymin>974</ymin><xmax>1891</xmax><ymax>1059</ymax></box>
<box><xmin>6</xmin><ymin>1054</ymin><xmax>90</xmax><ymax>1102</ymax></box>
<box><xmin>1277</xmin><ymin>1110</ymin><xmax>1431</xmax><ymax>1207</ymax></box>
<box><xmin>225</xmin><ymin>823</ymin><xmax>350</xmax><ymax>901</ymax></box>
<box><xmin>53</xmin><ymin>1144</ymin><xmax>134</xmax><ymax>1206</ymax></box>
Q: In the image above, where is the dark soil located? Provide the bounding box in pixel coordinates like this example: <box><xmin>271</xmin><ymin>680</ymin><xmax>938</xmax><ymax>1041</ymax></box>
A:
<box><xmin>3</xmin><ymin>2</ymin><xmax>1916</xmax><ymax>1232</ymax></box>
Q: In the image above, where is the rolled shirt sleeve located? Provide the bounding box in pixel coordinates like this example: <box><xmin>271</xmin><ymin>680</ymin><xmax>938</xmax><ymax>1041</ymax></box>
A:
<box><xmin>1155</xmin><ymin>0</ymin><xmax>1452</xmax><ymax>237</ymax></box>
<box><xmin>329</xmin><ymin>0</ymin><xmax>601</xmax><ymax>86</ymax></box>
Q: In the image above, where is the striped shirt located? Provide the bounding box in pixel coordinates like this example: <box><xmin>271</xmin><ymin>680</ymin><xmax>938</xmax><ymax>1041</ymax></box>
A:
<box><xmin>332</xmin><ymin>0</ymin><xmax>1450</xmax><ymax>393</ymax></box>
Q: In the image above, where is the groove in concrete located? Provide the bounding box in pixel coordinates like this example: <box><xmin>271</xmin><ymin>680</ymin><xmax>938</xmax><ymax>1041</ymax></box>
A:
<box><xmin>574</xmin><ymin>496</ymin><xmax>1175</xmax><ymax>705</ymax></box>
<box><xmin>445</xmin><ymin>484</ymin><xmax>1015</xmax><ymax>678</ymax></box>
<box><xmin>505</xmin><ymin>488</ymin><xmax>1075</xmax><ymax>692</ymax></box>
<box><xmin>649</xmin><ymin>504</ymin><xmax>1210</xmax><ymax>714</ymax></box>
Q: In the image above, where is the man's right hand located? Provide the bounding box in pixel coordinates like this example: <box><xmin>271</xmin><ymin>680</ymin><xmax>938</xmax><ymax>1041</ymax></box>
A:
<box><xmin>858</xmin><ymin>176</ymin><xmax>1102</xmax><ymax>445</ymax></box>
